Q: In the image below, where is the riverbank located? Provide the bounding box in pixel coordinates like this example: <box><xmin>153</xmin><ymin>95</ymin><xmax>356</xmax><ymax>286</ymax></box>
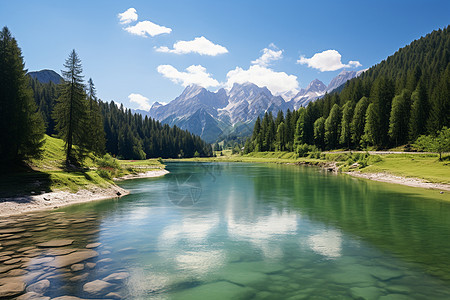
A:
<box><xmin>0</xmin><ymin>169</ymin><xmax>169</xmax><ymax>217</ymax></box>
<box><xmin>167</xmin><ymin>151</ymin><xmax>450</xmax><ymax>193</ymax></box>
<box><xmin>0</xmin><ymin>135</ymin><xmax>169</xmax><ymax>217</ymax></box>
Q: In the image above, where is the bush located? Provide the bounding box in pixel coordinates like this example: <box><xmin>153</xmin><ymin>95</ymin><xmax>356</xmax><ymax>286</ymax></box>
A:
<box><xmin>96</xmin><ymin>154</ymin><xmax>121</xmax><ymax>179</ymax></box>
<box><xmin>296</xmin><ymin>144</ymin><xmax>321</xmax><ymax>157</ymax></box>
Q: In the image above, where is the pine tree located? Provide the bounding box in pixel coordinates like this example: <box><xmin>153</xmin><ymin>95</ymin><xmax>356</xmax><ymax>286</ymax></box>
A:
<box><xmin>370</xmin><ymin>77</ymin><xmax>395</xmax><ymax>147</ymax></box>
<box><xmin>351</xmin><ymin>97</ymin><xmax>369</xmax><ymax>148</ymax></box>
<box><xmin>363</xmin><ymin>103</ymin><xmax>379</xmax><ymax>147</ymax></box>
<box><xmin>85</xmin><ymin>78</ymin><xmax>106</xmax><ymax>155</ymax></box>
<box><xmin>0</xmin><ymin>27</ymin><xmax>44</xmax><ymax>164</ymax></box>
<box><xmin>409</xmin><ymin>80</ymin><xmax>429</xmax><ymax>141</ymax></box>
<box><xmin>293</xmin><ymin>108</ymin><xmax>306</xmax><ymax>148</ymax></box>
<box><xmin>339</xmin><ymin>102</ymin><xmax>354</xmax><ymax>149</ymax></box>
<box><xmin>427</xmin><ymin>66</ymin><xmax>450</xmax><ymax>133</ymax></box>
<box><xmin>325</xmin><ymin>104</ymin><xmax>341</xmax><ymax>149</ymax></box>
<box><xmin>313</xmin><ymin>117</ymin><xmax>326</xmax><ymax>150</ymax></box>
<box><xmin>53</xmin><ymin>49</ymin><xmax>88</xmax><ymax>164</ymax></box>
<box><xmin>389</xmin><ymin>89</ymin><xmax>411</xmax><ymax>146</ymax></box>
<box><xmin>276</xmin><ymin>122</ymin><xmax>287</xmax><ymax>151</ymax></box>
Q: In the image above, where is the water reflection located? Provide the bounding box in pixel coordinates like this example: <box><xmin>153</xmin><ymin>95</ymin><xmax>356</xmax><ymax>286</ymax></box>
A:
<box><xmin>1</xmin><ymin>162</ymin><xmax>450</xmax><ymax>299</ymax></box>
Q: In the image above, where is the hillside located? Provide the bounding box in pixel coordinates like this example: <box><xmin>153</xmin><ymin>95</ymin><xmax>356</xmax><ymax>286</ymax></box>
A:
<box><xmin>0</xmin><ymin>135</ymin><xmax>165</xmax><ymax>198</ymax></box>
<box><xmin>28</xmin><ymin>69</ymin><xmax>62</xmax><ymax>84</ymax></box>
<box><xmin>245</xmin><ymin>25</ymin><xmax>450</xmax><ymax>152</ymax></box>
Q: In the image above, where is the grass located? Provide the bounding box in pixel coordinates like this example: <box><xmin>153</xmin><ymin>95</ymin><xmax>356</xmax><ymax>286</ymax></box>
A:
<box><xmin>1</xmin><ymin>135</ymin><xmax>167</xmax><ymax>197</ymax></box>
<box><xmin>361</xmin><ymin>153</ymin><xmax>450</xmax><ymax>184</ymax></box>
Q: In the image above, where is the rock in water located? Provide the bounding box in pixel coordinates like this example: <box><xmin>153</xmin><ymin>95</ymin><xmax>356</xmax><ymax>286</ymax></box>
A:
<box><xmin>26</xmin><ymin>279</ymin><xmax>50</xmax><ymax>294</ymax></box>
<box><xmin>103</xmin><ymin>272</ymin><xmax>130</xmax><ymax>283</ymax></box>
<box><xmin>83</xmin><ymin>279</ymin><xmax>114</xmax><ymax>296</ymax></box>
<box><xmin>0</xmin><ymin>277</ymin><xmax>26</xmax><ymax>298</ymax></box>
<box><xmin>37</xmin><ymin>239</ymin><xmax>74</xmax><ymax>248</ymax></box>
<box><xmin>47</xmin><ymin>250</ymin><xmax>98</xmax><ymax>268</ymax></box>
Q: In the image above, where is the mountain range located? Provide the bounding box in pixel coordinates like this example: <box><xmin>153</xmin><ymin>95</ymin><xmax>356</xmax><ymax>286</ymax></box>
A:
<box><xmin>28</xmin><ymin>68</ymin><xmax>363</xmax><ymax>143</ymax></box>
<box><xmin>146</xmin><ymin>70</ymin><xmax>364</xmax><ymax>142</ymax></box>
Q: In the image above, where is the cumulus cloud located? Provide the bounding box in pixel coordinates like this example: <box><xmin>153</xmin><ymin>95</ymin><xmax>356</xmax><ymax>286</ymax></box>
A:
<box><xmin>226</xmin><ymin>65</ymin><xmax>298</xmax><ymax>96</ymax></box>
<box><xmin>128</xmin><ymin>93</ymin><xmax>152</xmax><ymax>110</ymax></box>
<box><xmin>155</xmin><ymin>36</ymin><xmax>228</xmax><ymax>56</ymax></box>
<box><xmin>157</xmin><ymin>64</ymin><xmax>220</xmax><ymax>88</ymax></box>
<box><xmin>118</xmin><ymin>8</ymin><xmax>138</xmax><ymax>24</ymax></box>
<box><xmin>297</xmin><ymin>50</ymin><xmax>362</xmax><ymax>72</ymax></box>
<box><xmin>251</xmin><ymin>45</ymin><xmax>283</xmax><ymax>67</ymax></box>
<box><xmin>125</xmin><ymin>20</ymin><xmax>172</xmax><ymax>37</ymax></box>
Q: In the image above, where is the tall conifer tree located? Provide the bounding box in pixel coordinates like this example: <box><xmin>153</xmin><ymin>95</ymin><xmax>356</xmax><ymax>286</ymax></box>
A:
<box><xmin>0</xmin><ymin>27</ymin><xmax>44</xmax><ymax>164</ymax></box>
<box><xmin>53</xmin><ymin>49</ymin><xmax>87</xmax><ymax>164</ymax></box>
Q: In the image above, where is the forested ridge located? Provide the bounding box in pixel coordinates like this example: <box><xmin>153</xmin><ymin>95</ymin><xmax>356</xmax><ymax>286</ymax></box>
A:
<box><xmin>245</xmin><ymin>26</ymin><xmax>450</xmax><ymax>153</ymax></box>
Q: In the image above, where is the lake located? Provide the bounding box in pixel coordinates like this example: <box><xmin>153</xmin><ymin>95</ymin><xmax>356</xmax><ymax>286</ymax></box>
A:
<box><xmin>1</xmin><ymin>162</ymin><xmax>450</xmax><ymax>299</ymax></box>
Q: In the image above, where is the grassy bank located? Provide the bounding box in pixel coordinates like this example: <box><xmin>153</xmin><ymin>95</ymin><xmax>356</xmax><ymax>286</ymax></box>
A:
<box><xmin>0</xmin><ymin>135</ymin><xmax>165</xmax><ymax>197</ymax></box>
<box><xmin>166</xmin><ymin>150</ymin><xmax>450</xmax><ymax>185</ymax></box>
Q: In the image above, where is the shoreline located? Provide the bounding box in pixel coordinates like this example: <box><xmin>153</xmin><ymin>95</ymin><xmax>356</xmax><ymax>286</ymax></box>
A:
<box><xmin>177</xmin><ymin>157</ymin><xmax>450</xmax><ymax>193</ymax></box>
<box><xmin>345</xmin><ymin>171</ymin><xmax>450</xmax><ymax>192</ymax></box>
<box><xmin>0</xmin><ymin>169</ymin><xmax>169</xmax><ymax>217</ymax></box>
<box><xmin>114</xmin><ymin>169</ymin><xmax>169</xmax><ymax>181</ymax></box>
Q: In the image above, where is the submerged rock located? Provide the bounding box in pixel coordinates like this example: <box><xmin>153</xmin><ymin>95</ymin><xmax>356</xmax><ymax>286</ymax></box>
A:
<box><xmin>47</xmin><ymin>250</ymin><xmax>98</xmax><ymax>268</ymax></box>
<box><xmin>16</xmin><ymin>291</ymin><xmax>50</xmax><ymax>300</ymax></box>
<box><xmin>36</xmin><ymin>239</ymin><xmax>74</xmax><ymax>248</ymax></box>
<box><xmin>0</xmin><ymin>277</ymin><xmax>26</xmax><ymax>298</ymax></box>
<box><xmin>26</xmin><ymin>279</ymin><xmax>50</xmax><ymax>294</ymax></box>
<box><xmin>71</xmin><ymin>263</ymin><xmax>85</xmax><ymax>272</ymax></box>
<box><xmin>86</xmin><ymin>242</ymin><xmax>101</xmax><ymax>249</ymax></box>
<box><xmin>83</xmin><ymin>279</ymin><xmax>114</xmax><ymax>296</ymax></box>
<box><xmin>103</xmin><ymin>272</ymin><xmax>130</xmax><ymax>283</ymax></box>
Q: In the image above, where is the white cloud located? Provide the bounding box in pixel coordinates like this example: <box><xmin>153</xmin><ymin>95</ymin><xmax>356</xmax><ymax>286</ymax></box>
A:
<box><xmin>155</xmin><ymin>36</ymin><xmax>228</xmax><ymax>56</ymax></box>
<box><xmin>297</xmin><ymin>49</ymin><xmax>361</xmax><ymax>72</ymax></box>
<box><xmin>125</xmin><ymin>20</ymin><xmax>172</xmax><ymax>37</ymax></box>
<box><xmin>128</xmin><ymin>93</ymin><xmax>152</xmax><ymax>110</ymax></box>
<box><xmin>251</xmin><ymin>46</ymin><xmax>283</xmax><ymax>67</ymax></box>
<box><xmin>226</xmin><ymin>65</ymin><xmax>299</xmax><ymax>96</ymax></box>
<box><xmin>157</xmin><ymin>64</ymin><xmax>220</xmax><ymax>88</ymax></box>
<box><xmin>118</xmin><ymin>8</ymin><xmax>138</xmax><ymax>24</ymax></box>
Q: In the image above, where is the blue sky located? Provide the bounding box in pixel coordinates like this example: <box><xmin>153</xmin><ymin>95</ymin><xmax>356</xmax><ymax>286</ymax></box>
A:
<box><xmin>1</xmin><ymin>0</ymin><xmax>449</xmax><ymax>110</ymax></box>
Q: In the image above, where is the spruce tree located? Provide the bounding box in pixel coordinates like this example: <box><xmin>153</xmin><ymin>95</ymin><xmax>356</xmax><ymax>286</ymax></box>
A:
<box><xmin>53</xmin><ymin>50</ymin><xmax>88</xmax><ymax>164</ymax></box>
<box><xmin>313</xmin><ymin>117</ymin><xmax>326</xmax><ymax>150</ymax></box>
<box><xmin>324</xmin><ymin>104</ymin><xmax>341</xmax><ymax>149</ymax></box>
<box><xmin>85</xmin><ymin>78</ymin><xmax>106</xmax><ymax>155</ymax></box>
<box><xmin>0</xmin><ymin>27</ymin><xmax>44</xmax><ymax>164</ymax></box>
<box><xmin>363</xmin><ymin>103</ymin><xmax>379</xmax><ymax>147</ymax></box>
<box><xmin>370</xmin><ymin>77</ymin><xmax>395</xmax><ymax>147</ymax></box>
<box><xmin>276</xmin><ymin>122</ymin><xmax>287</xmax><ymax>151</ymax></box>
<box><xmin>409</xmin><ymin>80</ymin><xmax>429</xmax><ymax>141</ymax></box>
<box><xmin>293</xmin><ymin>109</ymin><xmax>306</xmax><ymax>148</ymax></box>
<box><xmin>427</xmin><ymin>66</ymin><xmax>450</xmax><ymax>133</ymax></box>
<box><xmin>339</xmin><ymin>102</ymin><xmax>354</xmax><ymax>149</ymax></box>
<box><xmin>351</xmin><ymin>97</ymin><xmax>369</xmax><ymax>148</ymax></box>
<box><xmin>389</xmin><ymin>89</ymin><xmax>411</xmax><ymax>146</ymax></box>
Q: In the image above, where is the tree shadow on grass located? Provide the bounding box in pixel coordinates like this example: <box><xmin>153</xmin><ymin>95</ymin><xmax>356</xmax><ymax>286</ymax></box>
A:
<box><xmin>0</xmin><ymin>163</ymin><xmax>52</xmax><ymax>200</ymax></box>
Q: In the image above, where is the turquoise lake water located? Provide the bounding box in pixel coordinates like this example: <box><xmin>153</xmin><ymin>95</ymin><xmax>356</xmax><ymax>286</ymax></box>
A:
<box><xmin>1</xmin><ymin>162</ymin><xmax>450</xmax><ymax>299</ymax></box>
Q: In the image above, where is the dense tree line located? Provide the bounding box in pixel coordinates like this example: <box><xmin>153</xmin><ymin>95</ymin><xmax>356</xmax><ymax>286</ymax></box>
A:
<box><xmin>99</xmin><ymin>101</ymin><xmax>213</xmax><ymax>159</ymax></box>
<box><xmin>246</xmin><ymin>26</ymin><xmax>450</xmax><ymax>152</ymax></box>
<box><xmin>0</xmin><ymin>27</ymin><xmax>45</xmax><ymax>165</ymax></box>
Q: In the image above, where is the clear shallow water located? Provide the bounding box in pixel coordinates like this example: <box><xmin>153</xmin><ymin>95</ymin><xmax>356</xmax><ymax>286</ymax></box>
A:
<box><xmin>1</xmin><ymin>162</ymin><xmax>450</xmax><ymax>299</ymax></box>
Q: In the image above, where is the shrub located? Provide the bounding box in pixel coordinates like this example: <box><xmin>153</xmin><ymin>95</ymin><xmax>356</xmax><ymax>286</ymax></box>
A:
<box><xmin>96</xmin><ymin>154</ymin><xmax>121</xmax><ymax>179</ymax></box>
